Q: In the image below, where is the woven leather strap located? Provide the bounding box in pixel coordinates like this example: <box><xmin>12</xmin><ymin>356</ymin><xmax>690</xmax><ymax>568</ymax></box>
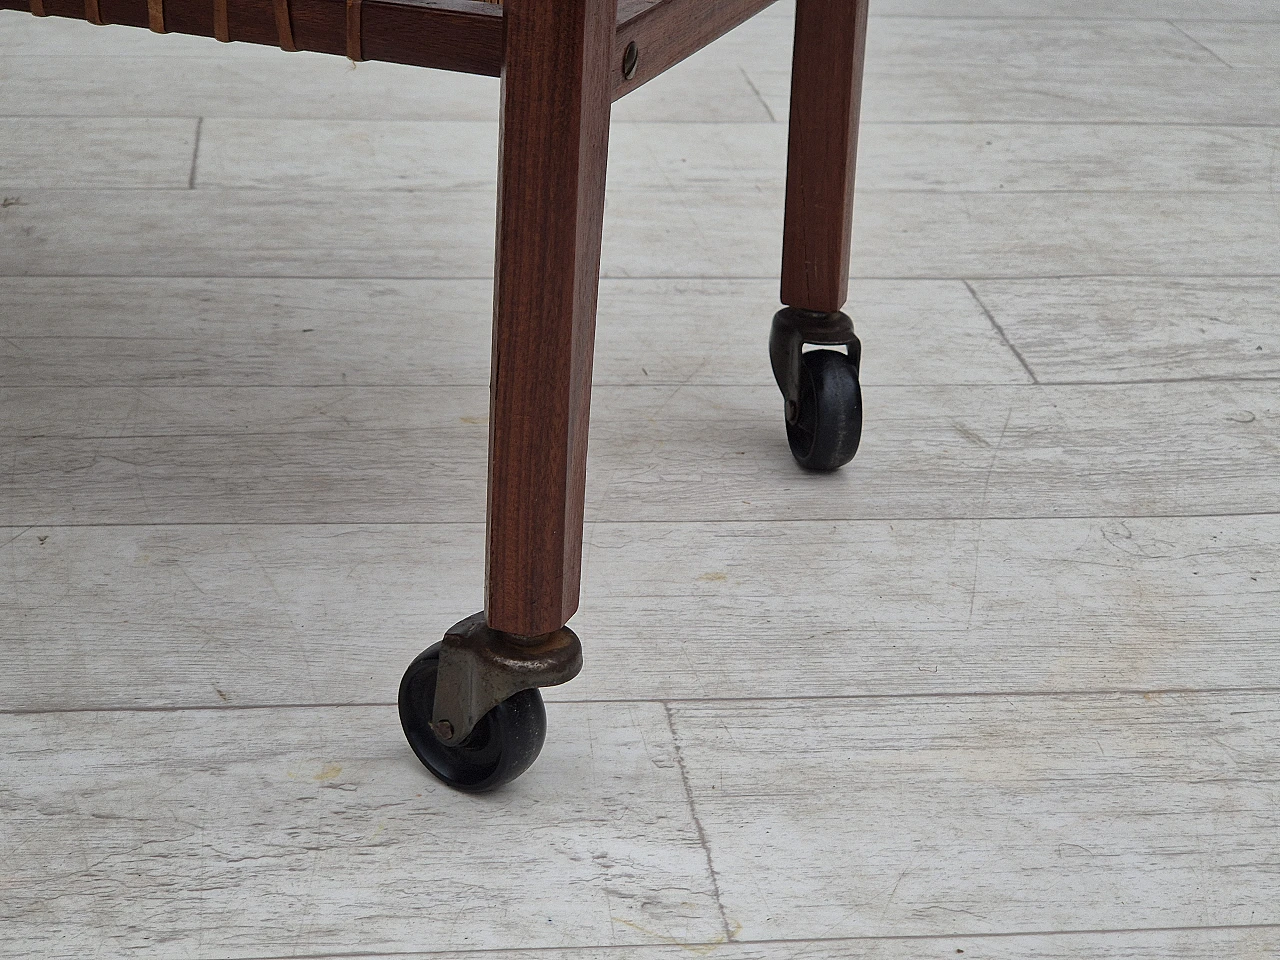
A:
<box><xmin>148</xmin><ymin>0</ymin><xmax>165</xmax><ymax>32</ymax></box>
<box><xmin>214</xmin><ymin>0</ymin><xmax>229</xmax><ymax>41</ymax></box>
<box><xmin>273</xmin><ymin>0</ymin><xmax>297</xmax><ymax>51</ymax></box>
<box><xmin>346</xmin><ymin>0</ymin><xmax>363</xmax><ymax>61</ymax></box>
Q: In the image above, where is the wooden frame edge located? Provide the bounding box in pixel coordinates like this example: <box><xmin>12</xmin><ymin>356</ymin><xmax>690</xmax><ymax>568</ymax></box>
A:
<box><xmin>612</xmin><ymin>0</ymin><xmax>780</xmax><ymax>99</ymax></box>
<box><xmin>4</xmin><ymin>0</ymin><xmax>505</xmax><ymax>75</ymax></box>
<box><xmin>5</xmin><ymin>0</ymin><xmax>779</xmax><ymax>93</ymax></box>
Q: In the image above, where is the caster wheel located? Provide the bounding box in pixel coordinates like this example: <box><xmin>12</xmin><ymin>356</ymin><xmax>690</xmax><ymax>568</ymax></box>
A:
<box><xmin>786</xmin><ymin>348</ymin><xmax>862</xmax><ymax>471</ymax></box>
<box><xmin>398</xmin><ymin>642</ymin><xmax>547</xmax><ymax>793</ymax></box>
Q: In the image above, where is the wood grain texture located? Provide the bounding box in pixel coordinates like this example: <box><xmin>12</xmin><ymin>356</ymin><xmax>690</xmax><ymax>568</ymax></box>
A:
<box><xmin>6</xmin><ymin>188</ymin><xmax>1280</xmax><ymax>280</ymax></box>
<box><xmin>867</xmin><ymin>0</ymin><xmax>1280</xmax><ymax>17</ymax></box>
<box><xmin>0</xmin><ymin>0</ymin><xmax>505</xmax><ymax>74</ymax></box>
<box><xmin>612</xmin><ymin>0</ymin><xmax>779</xmax><ymax>100</ymax></box>
<box><xmin>0</xmin><ymin>117</ymin><xmax>197</xmax><ymax>189</ymax></box>
<box><xmin>713</xmin><ymin>13</ymin><xmax>1232</xmax><ymax>71</ymax></box>
<box><xmin>15</xmin><ymin>49</ymin><xmax>1280</xmax><ymax>127</ymax></box>
<box><xmin>2</xmin><ymin>516</ymin><xmax>1277</xmax><ymax>710</ymax></box>
<box><xmin>671</xmin><ymin>692</ymin><xmax>1280</xmax><ymax>940</ymax></box>
<box><xmin>484</xmin><ymin>0</ymin><xmax>616</xmax><ymax>634</ymax></box>
<box><xmin>4</xmin><ymin>694</ymin><xmax>1272</xmax><ymax>953</ymax></box>
<box><xmin>756</xmin><ymin>64</ymin><xmax>1280</xmax><ymax>126</ymax></box>
<box><xmin>2</xmin><ymin>382</ymin><xmax>1276</xmax><ymax>525</ymax></box>
<box><xmin>1172</xmin><ymin>21</ymin><xmax>1280</xmax><ymax>69</ymax></box>
<box><xmin>29</xmin><ymin>930</ymin><xmax>1268</xmax><ymax>960</ymax></box>
<box><xmin>5</xmin><ymin>44</ymin><xmax>1279</xmax><ymax>127</ymax></box>
<box><xmin>0</xmin><ymin>51</ymin><xmax>505</xmax><ymax>121</ymax></box>
<box><xmin>0</xmin><ymin>44</ymin><xmax>768</xmax><ymax>123</ymax></box>
<box><xmin>187</xmin><ymin>118</ymin><xmax>1280</xmax><ymax>194</ymax></box>
<box><xmin>0</xmin><ymin>277</ymin><xmax>1028</xmax><ymax>388</ymax></box>
<box><xmin>973</xmin><ymin>277</ymin><xmax>1280</xmax><ymax>383</ymax></box>
<box><xmin>780</xmin><ymin>0</ymin><xmax>868</xmax><ymax>311</ymax></box>
<box><xmin>0</xmin><ymin>702</ymin><xmax>724</xmax><ymax>956</ymax></box>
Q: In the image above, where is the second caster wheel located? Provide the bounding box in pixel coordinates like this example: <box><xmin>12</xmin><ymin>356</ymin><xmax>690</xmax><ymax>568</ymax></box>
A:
<box><xmin>786</xmin><ymin>348</ymin><xmax>862</xmax><ymax>471</ymax></box>
<box><xmin>398</xmin><ymin>642</ymin><xmax>547</xmax><ymax>793</ymax></box>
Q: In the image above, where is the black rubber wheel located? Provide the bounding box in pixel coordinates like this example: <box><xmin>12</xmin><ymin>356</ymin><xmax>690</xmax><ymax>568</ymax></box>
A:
<box><xmin>398</xmin><ymin>642</ymin><xmax>547</xmax><ymax>793</ymax></box>
<box><xmin>786</xmin><ymin>348</ymin><xmax>862</xmax><ymax>471</ymax></box>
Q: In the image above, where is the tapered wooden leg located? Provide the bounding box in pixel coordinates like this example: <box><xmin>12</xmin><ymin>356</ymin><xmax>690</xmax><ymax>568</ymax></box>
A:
<box><xmin>484</xmin><ymin>0</ymin><xmax>616</xmax><ymax>637</ymax></box>
<box><xmin>780</xmin><ymin>0</ymin><xmax>870</xmax><ymax>313</ymax></box>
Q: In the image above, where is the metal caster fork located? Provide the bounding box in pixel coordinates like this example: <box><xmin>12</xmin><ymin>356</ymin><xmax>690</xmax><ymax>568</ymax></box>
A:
<box><xmin>398</xmin><ymin>613</ymin><xmax>582</xmax><ymax>792</ymax></box>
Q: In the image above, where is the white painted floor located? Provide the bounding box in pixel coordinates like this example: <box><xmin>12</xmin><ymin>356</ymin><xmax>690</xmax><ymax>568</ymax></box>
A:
<box><xmin>2</xmin><ymin>2</ymin><xmax>1279</xmax><ymax>957</ymax></box>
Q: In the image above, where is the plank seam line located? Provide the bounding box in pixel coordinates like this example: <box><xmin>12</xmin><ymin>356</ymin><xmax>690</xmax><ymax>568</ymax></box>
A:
<box><xmin>11</xmin><ymin>186</ymin><xmax>1280</xmax><ymax>197</ymax></box>
<box><xmin>6</xmin><ymin>376</ymin><xmax>1280</xmax><ymax>387</ymax></box>
<box><xmin>190</xmin><ymin>920</ymin><xmax>1280</xmax><ymax>960</ymax></box>
<box><xmin>6</xmin><ymin>509</ymin><xmax>1280</xmax><ymax>528</ymax></box>
<box><xmin>862</xmin><ymin>15</ymin><xmax>1280</xmax><ymax>22</ymax></box>
<box><xmin>8</xmin><ymin>686</ymin><xmax>1280</xmax><ymax>717</ymax></box>
<box><xmin>9</xmin><ymin>116</ymin><xmax>1280</xmax><ymax>129</ymax></box>
<box><xmin>11</xmin><ymin>273</ymin><xmax>1280</xmax><ymax>282</ymax></box>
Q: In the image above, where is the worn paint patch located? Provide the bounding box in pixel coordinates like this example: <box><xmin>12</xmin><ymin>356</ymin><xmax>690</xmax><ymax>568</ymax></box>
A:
<box><xmin>286</xmin><ymin>762</ymin><xmax>343</xmax><ymax>782</ymax></box>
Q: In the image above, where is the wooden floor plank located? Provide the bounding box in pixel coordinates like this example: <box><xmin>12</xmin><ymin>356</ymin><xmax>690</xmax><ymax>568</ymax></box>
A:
<box><xmin>0</xmin><ymin>50</ymin><xmax>770</xmax><ymax>124</ymax></box>
<box><xmin>2</xmin><ymin>517</ymin><xmax>1277</xmax><ymax>710</ymax></box>
<box><xmin>0</xmin><ymin>702</ymin><xmax>724</xmax><ymax>956</ymax></box>
<box><xmin>90</xmin><ymin>928</ymin><xmax>1280</xmax><ymax>960</ymax></box>
<box><xmin>863</xmin><ymin>17</ymin><xmax>1221</xmax><ymax>67</ymax></box>
<box><xmin>0</xmin><ymin>117</ymin><xmax>197</xmax><ymax>190</ymax></box>
<box><xmin>0</xmin><ymin>49</ymin><xmax>503</xmax><ymax>121</ymax></box>
<box><xmin>670</xmin><ymin>692</ymin><xmax>1280</xmax><ymax>941</ymax></box>
<box><xmin>1171</xmin><ymin>20</ymin><xmax>1280</xmax><ymax>69</ymax></box>
<box><xmin>0</xmin><ymin>277</ymin><xmax>1027</xmax><ymax>388</ymax></box>
<box><xmin>974</xmin><ymin>277</ymin><xmax>1280</xmax><ymax>383</ymax></box>
<box><xmin>758</xmin><ymin>64</ymin><xmax>1280</xmax><ymax>126</ymax></box>
<box><xmin>716</xmin><ymin>13</ymin><xmax>1224</xmax><ymax>70</ymax></box>
<box><xmin>5</xmin><ymin>188</ymin><xmax>1280</xmax><ymax>279</ymax></box>
<box><xmin>6</xmin><ymin>53</ymin><xmax>1280</xmax><ymax>127</ymax></box>
<box><xmin>6</xmin><ymin>696</ymin><xmax>1276</xmax><ymax>957</ymax></box>
<box><xmin>869</xmin><ymin>1</ymin><xmax>1280</xmax><ymax>19</ymax></box>
<box><xmin>3</xmin><ymin>6</ymin><xmax>1278</xmax><ymax>954</ymax></box>
<box><xmin>2</xmin><ymin>382</ymin><xmax>1276</xmax><ymax>524</ymax></box>
<box><xmin>190</xmin><ymin>119</ymin><xmax>1280</xmax><ymax>194</ymax></box>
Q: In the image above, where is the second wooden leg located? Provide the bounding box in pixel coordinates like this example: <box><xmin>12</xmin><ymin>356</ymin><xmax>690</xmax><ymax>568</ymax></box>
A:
<box><xmin>780</xmin><ymin>0</ymin><xmax>870</xmax><ymax>314</ymax></box>
<box><xmin>484</xmin><ymin>0</ymin><xmax>616</xmax><ymax>637</ymax></box>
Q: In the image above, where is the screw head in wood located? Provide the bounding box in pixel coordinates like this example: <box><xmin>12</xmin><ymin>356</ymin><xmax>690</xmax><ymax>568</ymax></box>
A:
<box><xmin>622</xmin><ymin>41</ymin><xmax>639</xmax><ymax>80</ymax></box>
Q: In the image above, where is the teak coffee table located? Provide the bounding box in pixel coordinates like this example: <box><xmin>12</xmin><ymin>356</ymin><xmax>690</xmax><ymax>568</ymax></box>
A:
<box><xmin>10</xmin><ymin>0</ymin><xmax>870</xmax><ymax>791</ymax></box>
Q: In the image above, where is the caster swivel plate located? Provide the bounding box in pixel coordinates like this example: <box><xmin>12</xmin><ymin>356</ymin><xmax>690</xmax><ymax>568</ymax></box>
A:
<box><xmin>399</xmin><ymin>613</ymin><xmax>582</xmax><ymax>792</ymax></box>
<box><xmin>769</xmin><ymin>307</ymin><xmax>863</xmax><ymax>471</ymax></box>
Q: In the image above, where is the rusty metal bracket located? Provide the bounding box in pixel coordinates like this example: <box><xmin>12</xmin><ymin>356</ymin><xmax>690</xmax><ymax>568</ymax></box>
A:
<box><xmin>769</xmin><ymin>307</ymin><xmax>861</xmax><ymax>424</ymax></box>
<box><xmin>430</xmin><ymin>612</ymin><xmax>582</xmax><ymax>745</ymax></box>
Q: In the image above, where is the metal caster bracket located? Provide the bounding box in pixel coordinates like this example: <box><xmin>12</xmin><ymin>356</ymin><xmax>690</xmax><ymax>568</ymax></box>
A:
<box><xmin>430</xmin><ymin>612</ymin><xmax>583</xmax><ymax>745</ymax></box>
<box><xmin>770</xmin><ymin>307</ymin><xmax>862</xmax><ymax>424</ymax></box>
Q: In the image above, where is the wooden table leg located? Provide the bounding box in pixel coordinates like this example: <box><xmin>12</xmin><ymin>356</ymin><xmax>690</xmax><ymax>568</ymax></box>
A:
<box><xmin>780</xmin><ymin>0</ymin><xmax>870</xmax><ymax>314</ymax></box>
<box><xmin>484</xmin><ymin>0</ymin><xmax>617</xmax><ymax>637</ymax></box>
